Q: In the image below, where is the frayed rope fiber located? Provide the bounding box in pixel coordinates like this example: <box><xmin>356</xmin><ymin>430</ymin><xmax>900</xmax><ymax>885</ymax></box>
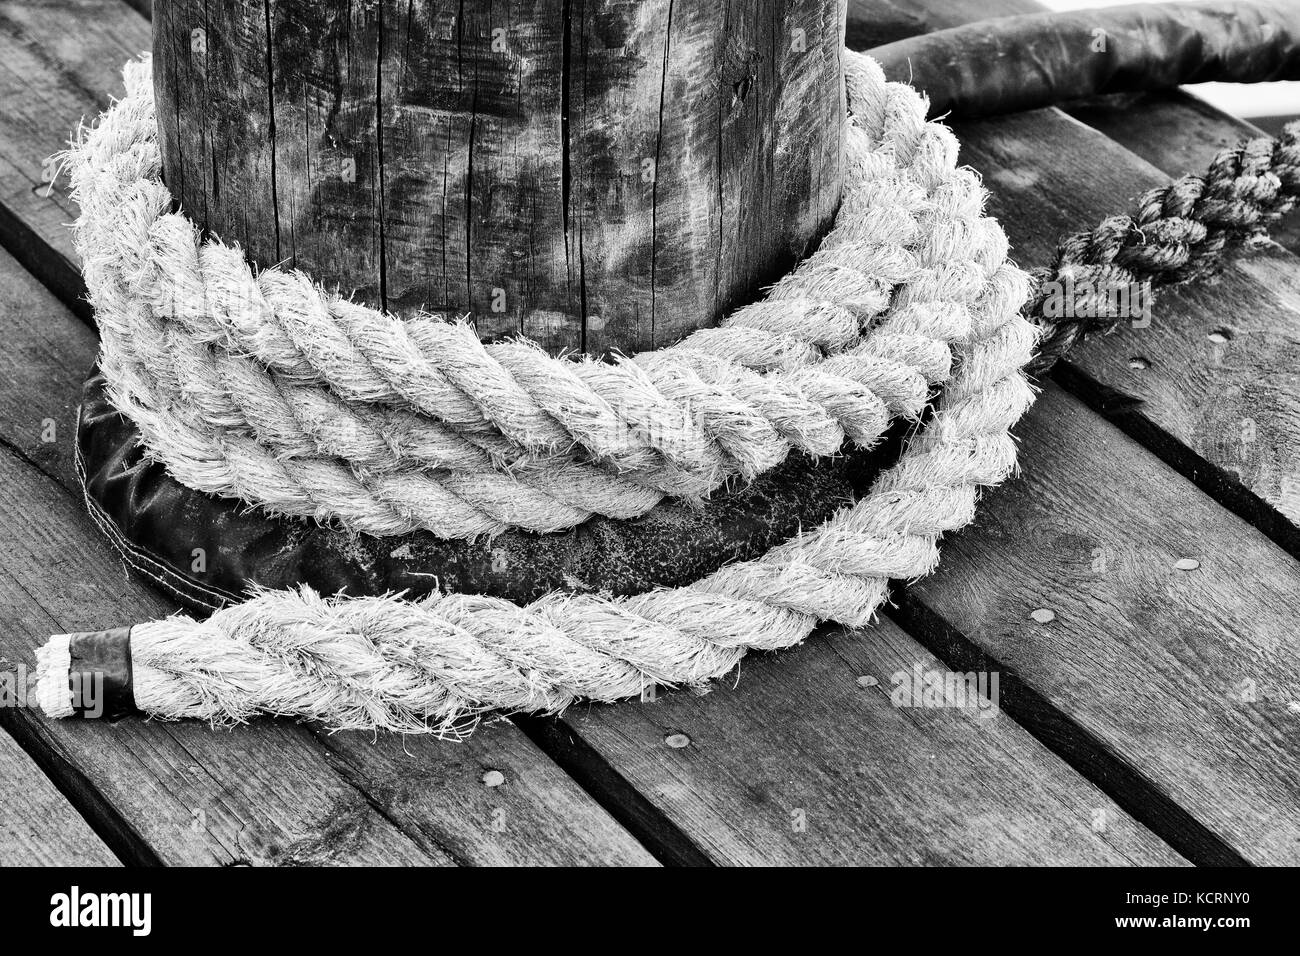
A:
<box><xmin>37</xmin><ymin>49</ymin><xmax>1039</xmax><ymax>735</ymax></box>
<box><xmin>1025</xmin><ymin>120</ymin><xmax>1300</xmax><ymax>375</ymax></box>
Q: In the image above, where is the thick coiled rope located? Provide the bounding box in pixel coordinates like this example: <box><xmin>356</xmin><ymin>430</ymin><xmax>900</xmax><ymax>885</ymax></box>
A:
<box><xmin>37</xmin><ymin>50</ymin><xmax>1037</xmax><ymax>734</ymax></box>
<box><xmin>65</xmin><ymin>53</ymin><xmax>1012</xmax><ymax>538</ymax></box>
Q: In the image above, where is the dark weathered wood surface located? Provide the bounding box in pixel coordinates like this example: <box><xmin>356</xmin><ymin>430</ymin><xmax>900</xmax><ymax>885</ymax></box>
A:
<box><xmin>0</xmin><ymin>731</ymin><xmax>119</xmax><ymax>866</ymax></box>
<box><xmin>0</xmin><ymin>0</ymin><xmax>146</xmax><ymax>312</ymax></box>
<box><xmin>152</xmin><ymin>0</ymin><xmax>846</xmax><ymax>355</ymax></box>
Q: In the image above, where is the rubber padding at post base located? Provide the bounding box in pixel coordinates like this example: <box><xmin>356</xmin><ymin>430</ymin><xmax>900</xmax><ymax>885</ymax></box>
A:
<box><xmin>77</xmin><ymin>369</ymin><xmax>860</xmax><ymax>615</ymax></box>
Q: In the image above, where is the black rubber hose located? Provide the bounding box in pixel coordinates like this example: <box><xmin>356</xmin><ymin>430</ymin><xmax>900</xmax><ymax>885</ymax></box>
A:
<box><xmin>869</xmin><ymin>0</ymin><xmax>1300</xmax><ymax>120</ymax></box>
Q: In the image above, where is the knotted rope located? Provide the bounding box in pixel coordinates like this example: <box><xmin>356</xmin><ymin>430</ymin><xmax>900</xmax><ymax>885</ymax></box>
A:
<box><xmin>36</xmin><ymin>49</ymin><xmax>1037</xmax><ymax>734</ymax></box>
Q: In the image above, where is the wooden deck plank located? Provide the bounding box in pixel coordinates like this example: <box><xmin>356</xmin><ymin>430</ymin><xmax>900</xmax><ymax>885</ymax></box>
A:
<box><xmin>320</xmin><ymin>723</ymin><xmax>660</xmax><ymax>866</ymax></box>
<box><xmin>909</xmin><ymin>385</ymin><xmax>1300</xmax><ymax>865</ymax></box>
<box><xmin>0</xmin><ymin>730</ymin><xmax>119</xmax><ymax>866</ymax></box>
<box><xmin>0</xmin><ymin>241</ymin><xmax>656</xmax><ymax>866</ymax></box>
<box><xmin>549</xmin><ymin>617</ymin><xmax>1184</xmax><ymax>865</ymax></box>
<box><xmin>0</xmin><ymin>0</ymin><xmax>144</xmax><ymax>310</ymax></box>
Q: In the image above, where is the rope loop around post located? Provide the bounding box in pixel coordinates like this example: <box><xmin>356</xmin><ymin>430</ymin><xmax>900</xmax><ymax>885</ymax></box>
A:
<box><xmin>36</xmin><ymin>9</ymin><xmax>1300</xmax><ymax>734</ymax></box>
<box><xmin>36</xmin><ymin>49</ymin><xmax>1039</xmax><ymax>734</ymax></box>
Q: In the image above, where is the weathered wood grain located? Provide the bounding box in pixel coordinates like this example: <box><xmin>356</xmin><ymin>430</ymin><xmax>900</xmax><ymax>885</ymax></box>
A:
<box><xmin>909</xmin><ymin>386</ymin><xmax>1300</xmax><ymax>865</ymax></box>
<box><xmin>153</xmin><ymin>0</ymin><xmax>846</xmax><ymax>355</ymax></box>
<box><xmin>543</xmin><ymin>616</ymin><xmax>1184</xmax><ymax>865</ymax></box>
<box><xmin>322</xmin><ymin>722</ymin><xmax>655</xmax><ymax>866</ymax></box>
<box><xmin>0</xmin><ymin>234</ymin><xmax>656</xmax><ymax>865</ymax></box>
<box><xmin>0</xmin><ymin>731</ymin><xmax>119</xmax><ymax>866</ymax></box>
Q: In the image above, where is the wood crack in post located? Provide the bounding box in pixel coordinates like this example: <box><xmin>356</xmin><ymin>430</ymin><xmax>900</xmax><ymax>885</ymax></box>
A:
<box><xmin>713</xmin><ymin>1</ymin><xmax>726</xmax><ymax>321</ymax></box>
<box><xmin>262</xmin><ymin>0</ymin><xmax>281</xmax><ymax>263</ymax></box>
<box><xmin>559</xmin><ymin>0</ymin><xmax>581</xmax><ymax>351</ymax></box>
<box><xmin>650</xmin><ymin>0</ymin><xmax>674</xmax><ymax>349</ymax></box>
<box><xmin>375</xmin><ymin>0</ymin><xmax>388</xmax><ymax>310</ymax></box>
<box><xmin>460</xmin><ymin>0</ymin><xmax>477</xmax><ymax>323</ymax></box>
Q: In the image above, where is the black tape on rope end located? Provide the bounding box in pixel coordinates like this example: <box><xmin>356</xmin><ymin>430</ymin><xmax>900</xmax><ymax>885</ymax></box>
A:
<box><xmin>63</xmin><ymin>627</ymin><xmax>137</xmax><ymax>720</ymax></box>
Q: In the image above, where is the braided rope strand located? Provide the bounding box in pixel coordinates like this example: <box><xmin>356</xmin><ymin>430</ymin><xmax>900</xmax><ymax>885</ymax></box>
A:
<box><xmin>1028</xmin><ymin>120</ymin><xmax>1300</xmax><ymax>374</ymax></box>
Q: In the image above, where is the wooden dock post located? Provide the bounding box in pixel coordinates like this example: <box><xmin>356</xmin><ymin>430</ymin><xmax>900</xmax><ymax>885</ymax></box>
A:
<box><xmin>152</xmin><ymin>0</ymin><xmax>847</xmax><ymax>356</ymax></box>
